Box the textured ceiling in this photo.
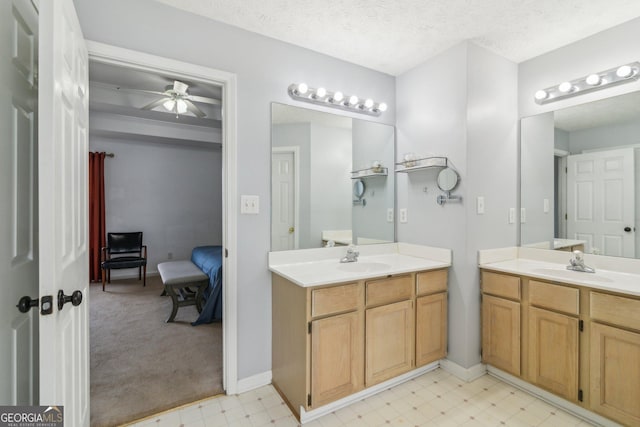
[154,0,640,75]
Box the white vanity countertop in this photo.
[479,247,640,297]
[269,243,451,287]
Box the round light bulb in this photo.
[297,83,308,94]
[585,74,601,86]
[378,102,388,112]
[332,91,344,102]
[176,99,188,114]
[616,65,633,78]
[315,87,326,98]
[364,99,374,109]
[558,82,573,93]
[163,99,176,111]
[534,90,548,101]
[348,95,358,105]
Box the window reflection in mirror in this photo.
[271,103,395,251]
[520,91,640,259]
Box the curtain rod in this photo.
[105,153,115,158]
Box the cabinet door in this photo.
[528,307,578,401]
[366,300,414,386]
[590,322,640,426]
[482,294,521,376]
[311,311,363,408]
[416,292,447,366]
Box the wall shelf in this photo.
[395,156,447,173]
[350,167,388,179]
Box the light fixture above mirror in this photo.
[534,62,640,104]
[288,83,387,116]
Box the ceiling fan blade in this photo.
[141,98,168,111]
[184,99,206,118]
[187,94,222,106]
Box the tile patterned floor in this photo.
[127,369,597,427]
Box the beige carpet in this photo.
[90,275,223,427]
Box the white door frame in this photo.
[85,41,239,393]
[272,146,300,249]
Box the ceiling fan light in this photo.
[176,99,188,114]
[163,99,176,111]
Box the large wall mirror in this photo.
[521,90,640,259]
[271,103,395,251]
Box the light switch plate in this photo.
[543,198,550,213]
[386,208,394,222]
[241,195,259,214]
[509,208,516,224]
[399,208,408,223]
[477,196,485,214]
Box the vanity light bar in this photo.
[534,62,640,105]
[288,83,387,116]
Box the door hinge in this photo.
[578,389,583,402]
[565,213,568,220]
[308,322,312,334]
[225,248,228,258]
[307,394,311,406]
[579,320,584,332]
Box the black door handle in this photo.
[624,226,632,232]
[16,296,38,313]
[57,290,83,311]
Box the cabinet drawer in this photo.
[482,271,521,301]
[416,269,448,295]
[312,283,360,318]
[529,280,579,315]
[366,275,412,307]
[591,292,640,332]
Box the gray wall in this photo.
[568,119,640,153]
[396,42,518,368]
[89,136,222,273]
[74,0,395,380]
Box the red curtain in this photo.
[89,152,106,282]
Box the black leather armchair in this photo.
[101,232,147,291]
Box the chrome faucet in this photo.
[567,250,595,273]
[340,246,359,263]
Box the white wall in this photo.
[396,42,518,368]
[74,0,396,380]
[90,136,222,276]
[568,119,640,153]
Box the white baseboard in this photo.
[236,371,273,394]
[440,359,487,382]
[300,361,439,424]
[487,367,621,427]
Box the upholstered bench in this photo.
[157,261,208,323]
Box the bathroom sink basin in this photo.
[531,268,613,283]
[337,262,391,273]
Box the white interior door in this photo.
[567,148,635,257]
[39,1,90,426]
[0,0,40,406]
[271,149,297,250]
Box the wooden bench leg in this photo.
[164,285,179,323]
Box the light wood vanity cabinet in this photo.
[481,268,640,426]
[272,268,448,418]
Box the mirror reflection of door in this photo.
[272,148,298,251]
[0,0,39,406]
[567,148,635,257]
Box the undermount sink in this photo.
[337,262,391,273]
[531,268,613,283]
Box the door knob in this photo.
[57,290,83,311]
[624,226,632,232]
[16,296,38,313]
[288,226,295,234]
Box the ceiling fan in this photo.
[141,80,220,118]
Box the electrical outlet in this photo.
[241,195,259,214]
[386,208,394,222]
[509,208,516,224]
[477,196,485,214]
[543,198,550,213]
[399,208,408,223]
